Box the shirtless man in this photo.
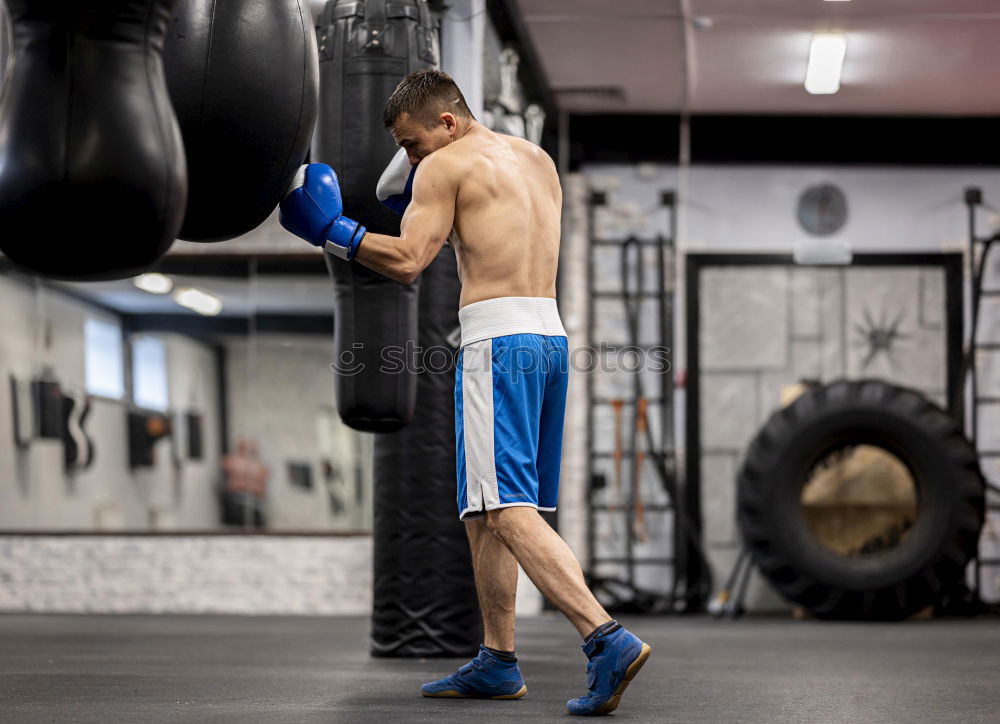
[279,69,650,716]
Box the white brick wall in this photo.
[559,173,591,563]
[0,535,373,615]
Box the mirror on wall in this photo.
[0,254,372,533]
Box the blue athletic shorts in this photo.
[455,332,569,520]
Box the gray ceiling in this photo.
[516,0,1000,115]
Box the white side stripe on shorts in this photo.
[462,339,500,513]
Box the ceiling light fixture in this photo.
[805,32,847,95]
[133,272,173,294]
[173,287,223,316]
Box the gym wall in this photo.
[581,162,1000,611]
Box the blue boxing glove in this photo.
[279,163,367,260]
[376,148,417,216]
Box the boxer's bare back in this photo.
[436,124,561,307]
[355,114,561,307]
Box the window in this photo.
[84,319,124,399]
[131,335,169,412]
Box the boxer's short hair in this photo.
[383,69,473,130]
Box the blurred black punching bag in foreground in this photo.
[313,0,437,433]
[163,0,318,241]
[312,0,480,656]
[0,3,11,88]
[371,246,481,657]
[0,0,187,280]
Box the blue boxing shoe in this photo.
[567,627,651,716]
[421,645,527,699]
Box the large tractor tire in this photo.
[737,379,985,620]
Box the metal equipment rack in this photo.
[584,190,686,613]
[962,187,1000,602]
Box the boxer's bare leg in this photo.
[466,518,518,651]
[485,506,610,638]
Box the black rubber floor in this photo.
[1,613,998,723]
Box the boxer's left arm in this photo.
[353,155,455,284]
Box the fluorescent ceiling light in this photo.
[133,273,173,294]
[173,287,223,316]
[805,33,847,95]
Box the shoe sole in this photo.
[422,684,527,700]
[578,642,652,716]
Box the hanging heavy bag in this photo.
[311,0,437,432]
[0,0,187,280]
[162,0,318,242]
[371,244,481,658]
[310,0,480,657]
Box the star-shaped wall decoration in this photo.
[854,307,908,369]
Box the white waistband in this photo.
[458,297,567,347]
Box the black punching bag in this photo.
[0,0,187,280]
[371,246,481,657]
[0,3,11,88]
[163,0,318,241]
[313,0,436,432]
[314,0,480,656]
